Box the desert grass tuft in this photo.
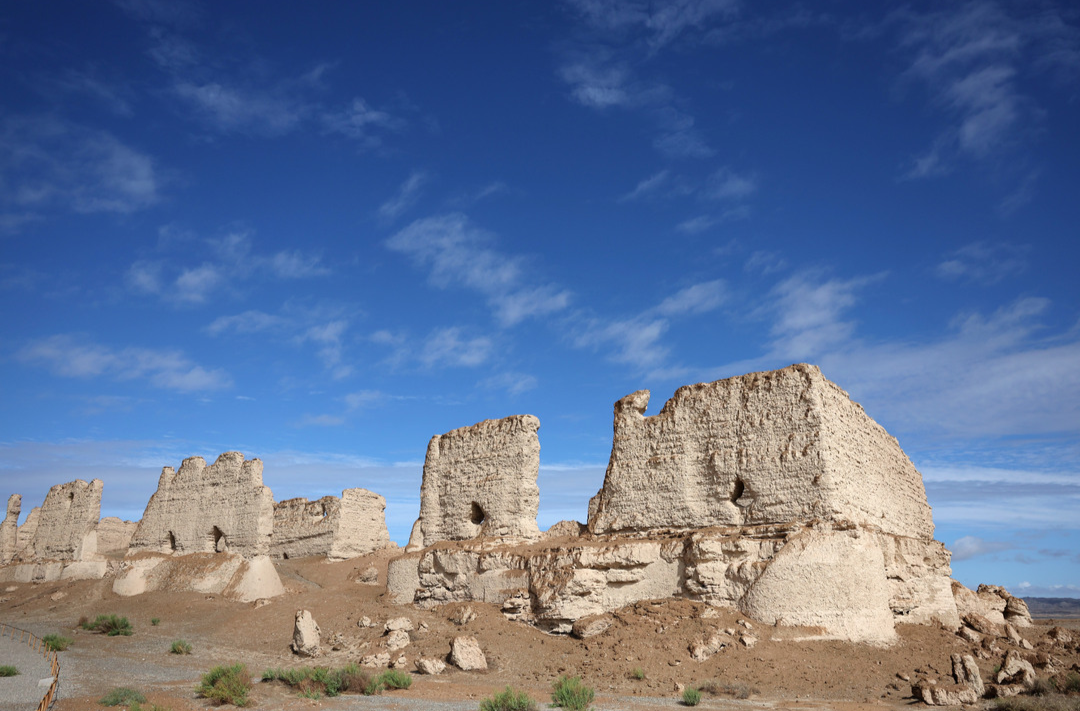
[82,613,133,636]
[551,675,594,711]
[682,687,702,706]
[480,686,539,711]
[43,634,72,651]
[169,639,192,655]
[0,665,18,677]
[698,678,758,699]
[197,663,251,706]
[99,687,147,706]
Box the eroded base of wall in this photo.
[113,552,284,602]
[387,522,960,645]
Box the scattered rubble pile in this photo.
[272,488,394,561]
[389,364,958,644]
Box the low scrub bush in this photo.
[631,667,645,680]
[170,639,192,655]
[129,704,171,711]
[993,696,1080,711]
[197,663,251,707]
[81,614,133,636]
[99,687,147,706]
[551,675,594,711]
[151,617,160,626]
[43,634,72,651]
[262,663,379,698]
[378,669,413,690]
[480,686,539,711]
[698,679,758,699]
[1063,673,1080,693]
[682,687,702,706]
[0,665,18,677]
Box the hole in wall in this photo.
[470,502,486,526]
[212,526,227,553]
[282,552,289,560]
[167,531,177,552]
[731,478,745,504]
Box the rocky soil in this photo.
[2,550,1078,711]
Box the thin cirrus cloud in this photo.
[378,171,428,222]
[126,230,329,305]
[0,116,160,228]
[17,334,231,392]
[935,241,1028,284]
[894,2,1080,180]
[386,213,572,328]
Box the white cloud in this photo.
[298,320,351,379]
[174,81,307,136]
[619,170,671,202]
[378,171,427,222]
[265,250,330,279]
[566,0,740,49]
[951,535,1013,561]
[295,414,346,427]
[18,334,231,392]
[935,241,1027,284]
[205,310,284,335]
[654,280,726,316]
[744,250,787,275]
[420,327,493,368]
[321,97,403,148]
[0,116,160,221]
[480,372,539,395]
[703,166,758,201]
[173,263,225,303]
[387,213,571,327]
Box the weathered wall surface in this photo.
[95,517,138,559]
[271,489,393,560]
[587,364,933,538]
[113,551,284,602]
[15,506,40,557]
[0,494,19,565]
[389,364,958,644]
[23,479,103,562]
[128,452,274,558]
[407,415,541,550]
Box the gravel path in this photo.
[0,624,54,711]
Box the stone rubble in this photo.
[291,609,321,657]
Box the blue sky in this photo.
[1,1,1078,597]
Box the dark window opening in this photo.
[731,478,745,503]
[283,552,289,560]
[167,531,177,552]
[212,526,226,552]
[470,501,486,526]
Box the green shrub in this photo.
[992,697,1080,711]
[43,634,72,651]
[1031,678,1058,697]
[682,687,702,706]
[262,663,374,697]
[631,667,645,680]
[170,639,192,655]
[1063,673,1080,693]
[551,675,594,711]
[698,679,757,699]
[151,617,160,626]
[0,665,18,677]
[129,704,171,711]
[82,614,133,636]
[197,663,251,706]
[99,687,147,706]
[378,669,413,690]
[480,686,539,711]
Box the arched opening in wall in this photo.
[212,526,227,553]
[167,531,177,552]
[731,478,745,504]
[470,502,486,526]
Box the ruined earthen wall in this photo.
[331,488,393,560]
[128,452,273,558]
[0,494,19,565]
[272,496,340,559]
[22,479,103,562]
[15,506,40,556]
[95,517,138,559]
[408,415,541,549]
[587,364,933,539]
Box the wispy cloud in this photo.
[18,334,231,392]
[378,171,428,222]
[386,213,571,327]
[935,241,1028,284]
[126,228,329,305]
[951,535,1013,561]
[419,327,493,368]
[574,280,726,369]
[565,0,740,50]
[0,116,160,224]
[480,371,539,395]
[894,2,1080,180]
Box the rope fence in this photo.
[0,623,60,711]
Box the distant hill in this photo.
[1025,597,1080,619]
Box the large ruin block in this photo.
[271,488,393,561]
[128,452,274,557]
[0,494,19,565]
[406,415,541,550]
[389,365,959,645]
[23,479,104,562]
[587,364,933,538]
